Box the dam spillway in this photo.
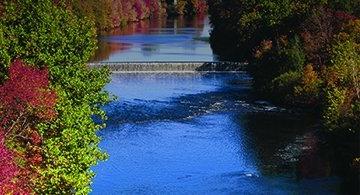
[88,61,247,72]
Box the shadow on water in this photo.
[91,73,351,194]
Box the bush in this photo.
[0,60,57,194]
[250,36,306,96]
[294,64,322,106]
[269,64,322,107]
[322,19,360,132]
[1,0,110,193]
[0,132,30,194]
[270,71,302,105]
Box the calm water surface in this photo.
[91,16,214,62]
[91,73,341,194]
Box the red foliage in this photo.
[335,11,357,22]
[300,7,336,68]
[0,133,31,195]
[0,59,57,130]
[110,0,164,26]
[193,0,208,14]
[0,60,58,194]
[300,8,358,69]
[134,0,146,20]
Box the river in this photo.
[91,16,343,194]
[91,16,214,62]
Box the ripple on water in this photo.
[92,73,341,194]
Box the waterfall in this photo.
[88,62,247,72]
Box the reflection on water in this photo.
[91,73,341,194]
[91,16,215,62]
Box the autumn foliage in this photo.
[0,60,57,194]
[175,0,207,15]
[67,0,166,30]
[0,132,32,195]
[208,0,359,130]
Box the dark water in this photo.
[91,16,214,62]
[91,73,341,194]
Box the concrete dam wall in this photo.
[88,62,247,72]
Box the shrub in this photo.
[294,64,322,106]
[0,60,57,128]
[0,133,31,194]
[250,36,306,96]
[0,60,57,194]
[322,19,360,132]
[270,71,302,105]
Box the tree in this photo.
[1,0,110,193]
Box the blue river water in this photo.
[91,73,341,194]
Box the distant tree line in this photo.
[56,0,207,31]
[54,0,166,30]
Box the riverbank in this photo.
[207,0,359,193]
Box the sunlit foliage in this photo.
[1,0,110,193]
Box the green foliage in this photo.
[208,0,359,134]
[323,87,347,130]
[70,0,113,30]
[293,64,322,105]
[1,0,110,193]
[250,36,306,97]
[328,0,360,16]
[269,64,322,106]
[208,0,312,60]
[0,24,10,82]
[323,20,360,132]
[278,36,306,72]
[270,71,302,104]
[330,22,360,91]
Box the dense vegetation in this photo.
[208,0,359,190]
[208,0,359,131]
[168,0,207,16]
[60,0,207,31]
[0,0,110,194]
[0,0,208,193]
[61,0,166,30]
